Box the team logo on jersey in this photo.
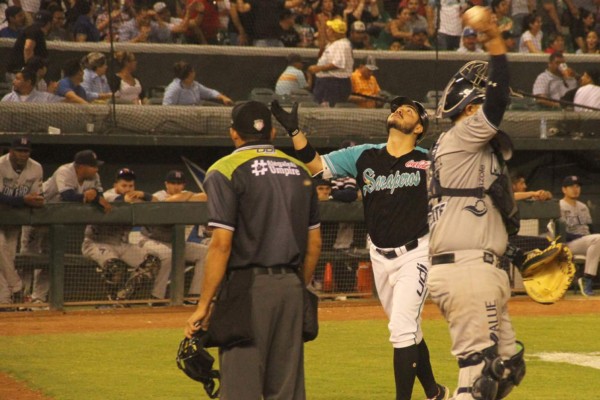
[253,119,264,132]
[405,160,430,170]
[250,159,301,177]
[362,168,420,196]
[463,199,487,217]
[428,202,446,228]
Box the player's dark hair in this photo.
[522,12,541,34]
[549,51,564,63]
[24,56,48,73]
[173,61,194,80]
[62,58,83,78]
[114,51,135,70]
[19,68,38,86]
[491,0,506,13]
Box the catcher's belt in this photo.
[519,241,575,304]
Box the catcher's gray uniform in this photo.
[0,153,43,304]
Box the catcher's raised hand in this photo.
[271,100,300,137]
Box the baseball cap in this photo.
[153,2,167,13]
[4,5,22,21]
[412,27,428,35]
[34,9,52,25]
[463,27,477,37]
[165,170,186,183]
[74,150,104,167]
[326,19,347,34]
[287,52,303,65]
[390,96,429,134]
[231,101,272,137]
[314,178,332,187]
[562,175,582,187]
[351,20,366,32]
[11,137,32,151]
[364,55,378,71]
[116,168,136,180]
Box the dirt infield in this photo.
[0,295,598,399]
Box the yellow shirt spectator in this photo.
[350,55,381,108]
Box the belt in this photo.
[375,239,419,260]
[229,266,298,276]
[431,251,497,266]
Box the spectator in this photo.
[237,0,303,47]
[314,0,341,48]
[1,68,62,103]
[532,51,578,108]
[0,6,27,39]
[6,10,52,76]
[0,138,44,309]
[275,53,310,96]
[348,20,372,48]
[574,69,600,111]
[349,55,381,108]
[426,0,465,50]
[308,18,353,107]
[403,26,432,50]
[153,1,190,43]
[559,175,600,297]
[577,30,600,53]
[544,31,567,53]
[279,8,301,47]
[406,0,428,32]
[572,9,596,52]
[389,39,403,50]
[457,27,484,52]
[389,6,412,45]
[56,58,89,104]
[537,0,566,36]
[511,0,535,36]
[138,170,209,303]
[110,51,145,104]
[21,150,111,305]
[492,0,513,32]
[518,13,543,53]
[72,0,100,42]
[24,56,55,93]
[81,168,158,303]
[185,0,220,44]
[162,61,233,106]
[502,30,519,51]
[342,0,379,33]
[81,52,112,102]
[227,0,252,45]
[46,4,71,41]
[118,4,171,43]
[95,0,131,41]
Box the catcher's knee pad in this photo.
[497,341,526,399]
[459,345,505,400]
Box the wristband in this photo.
[296,142,317,164]
[289,128,300,137]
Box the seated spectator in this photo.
[518,13,543,53]
[389,40,403,50]
[405,0,427,32]
[47,4,71,41]
[153,2,190,43]
[81,52,113,102]
[56,58,89,104]
[457,27,484,53]
[118,4,171,43]
[348,20,372,49]
[1,68,63,103]
[389,6,412,45]
[81,168,158,302]
[559,175,600,297]
[6,10,53,76]
[572,9,595,52]
[95,0,131,41]
[0,6,26,38]
[532,52,578,108]
[502,30,519,51]
[544,32,567,53]
[72,0,100,42]
[576,30,599,54]
[110,51,146,104]
[309,18,353,107]
[574,69,600,111]
[492,0,513,33]
[24,56,56,93]
[162,61,233,106]
[342,0,379,34]
[403,27,431,50]
[275,53,310,96]
[279,9,300,47]
[349,55,381,108]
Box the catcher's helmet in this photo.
[176,330,220,399]
[390,96,429,134]
[437,60,488,119]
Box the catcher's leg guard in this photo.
[97,258,126,285]
[139,254,161,279]
[458,345,505,400]
[496,341,525,399]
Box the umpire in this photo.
[185,101,322,399]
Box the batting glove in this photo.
[271,100,300,137]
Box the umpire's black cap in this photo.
[74,150,103,167]
[166,170,186,184]
[231,101,272,138]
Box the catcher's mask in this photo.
[390,96,429,136]
[176,330,220,398]
[437,60,488,119]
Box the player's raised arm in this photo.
[271,101,324,175]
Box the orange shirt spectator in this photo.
[350,55,381,108]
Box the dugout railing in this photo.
[0,200,564,311]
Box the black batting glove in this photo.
[271,100,300,137]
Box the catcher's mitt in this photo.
[519,242,575,304]
[176,329,220,398]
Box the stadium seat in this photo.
[334,102,359,108]
[249,87,278,104]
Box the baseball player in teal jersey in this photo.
[0,138,44,309]
[427,7,525,400]
[271,97,448,400]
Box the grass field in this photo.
[1,312,599,399]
